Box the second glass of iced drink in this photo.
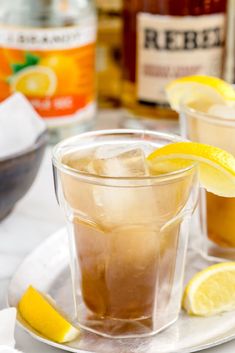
[181,101,235,260]
[53,130,198,338]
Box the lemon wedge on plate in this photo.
[147,141,235,197]
[182,262,235,316]
[166,75,235,112]
[18,286,79,343]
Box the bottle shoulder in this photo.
[0,0,96,28]
[123,0,226,16]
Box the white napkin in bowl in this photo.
[0,308,22,353]
[0,93,46,159]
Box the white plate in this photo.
[7,228,235,353]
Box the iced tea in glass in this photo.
[181,101,235,259]
[53,130,198,338]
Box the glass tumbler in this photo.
[180,104,235,260]
[52,129,198,338]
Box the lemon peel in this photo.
[147,142,235,197]
[182,262,235,316]
[18,286,79,343]
[166,75,235,112]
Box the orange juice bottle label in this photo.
[0,25,96,121]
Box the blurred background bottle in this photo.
[224,0,235,83]
[122,0,227,129]
[0,0,96,143]
[96,0,122,108]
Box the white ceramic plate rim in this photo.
[6,228,235,353]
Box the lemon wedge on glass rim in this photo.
[18,286,79,343]
[147,141,235,197]
[182,262,235,316]
[165,75,235,112]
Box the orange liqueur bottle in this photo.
[122,0,227,124]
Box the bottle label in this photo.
[0,25,96,121]
[137,13,225,105]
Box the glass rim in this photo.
[52,129,197,185]
[180,101,235,126]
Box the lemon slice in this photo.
[166,75,235,112]
[11,65,57,97]
[18,286,79,343]
[183,262,235,316]
[147,142,235,197]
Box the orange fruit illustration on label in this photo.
[11,65,57,97]
[40,55,79,94]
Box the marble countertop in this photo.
[0,111,235,353]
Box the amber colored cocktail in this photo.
[181,101,235,259]
[53,130,198,337]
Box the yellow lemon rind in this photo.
[182,262,235,316]
[147,142,235,197]
[18,286,79,343]
[166,75,235,111]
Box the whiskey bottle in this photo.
[224,0,235,83]
[122,0,227,126]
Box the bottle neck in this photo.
[9,0,58,14]
[31,0,58,12]
[2,0,94,27]
[22,0,67,27]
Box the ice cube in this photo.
[90,148,158,227]
[95,142,154,159]
[61,148,154,227]
[95,144,133,159]
[92,148,149,177]
[62,149,94,173]
[61,149,97,222]
[0,93,46,159]
[208,104,235,119]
